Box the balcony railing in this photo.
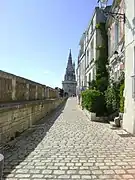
[132,75,135,99]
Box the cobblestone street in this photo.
[2,98,135,180]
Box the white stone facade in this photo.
[123,0,135,134]
[106,0,125,82]
[76,32,86,93]
[76,7,108,102]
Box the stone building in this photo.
[62,50,77,97]
[76,6,110,104]
[123,0,135,134]
[106,0,125,82]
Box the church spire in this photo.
[62,49,77,96]
[64,49,76,82]
[68,49,72,65]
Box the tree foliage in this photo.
[120,83,125,113]
[95,23,109,94]
[105,73,125,115]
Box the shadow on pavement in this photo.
[3,100,67,179]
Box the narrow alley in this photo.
[3,98,135,180]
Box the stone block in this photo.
[83,109,108,122]
[84,109,96,121]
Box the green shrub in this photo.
[88,80,96,90]
[120,83,125,113]
[105,86,117,115]
[81,89,105,116]
[105,82,121,115]
[96,76,108,93]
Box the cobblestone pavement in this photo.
[2,98,135,180]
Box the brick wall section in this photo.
[0,98,64,144]
[0,70,58,102]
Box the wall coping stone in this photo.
[0,98,61,113]
[0,70,45,87]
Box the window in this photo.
[88,27,91,40]
[79,76,81,86]
[82,81,84,87]
[91,20,93,33]
[108,31,111,56]
[115,23,119,49]
[85,56,87,69]
[90,39,94,61]
[87,31,89,43]
[89,73,91,82]
[93,68,95,80]
[85,76,87,87]
[87,49,89,65]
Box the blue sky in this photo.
[0,0,112,88]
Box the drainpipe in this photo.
[0,154,4,180]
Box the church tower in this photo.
[62,49,77,97]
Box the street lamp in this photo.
[97,0,126,23]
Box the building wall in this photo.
[0,71,58,103]
[85,8,106,85]
[107,0,125,81]
[79,56,86,87]
[76,32,86,95]
[76,7,108,97]
[123,0,135,134]
[0,98,65,144]
[107,0,125,55]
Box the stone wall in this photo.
[0,70,58,103]
[0,70,64,145]
[0,98,64,144]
